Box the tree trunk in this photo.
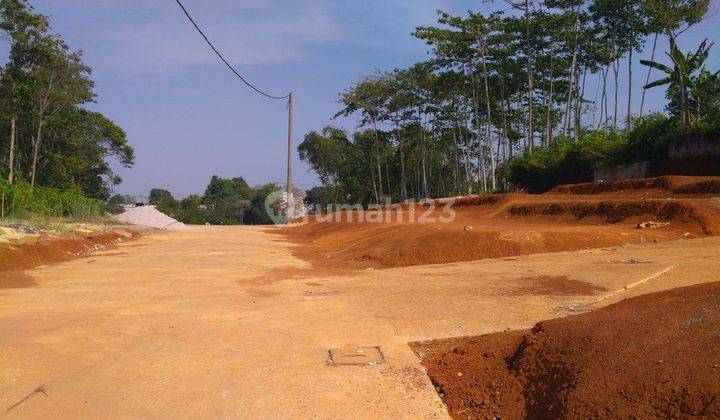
[627,35,634,127]
[371,116,383,199]
[500,83,512,162]
[461,115,473,195]
[546,51,555,146]
[421,146,428,199]
[524,0,534,151]
[30,122,44,188]
[395,123,408,202]
[563,5,580,137]
[7,115,16,184]
[451,126,460,195]
[639,33,658,118]
[667,32,692,126]
[480,47,496,190]
[469,67,487,191]
[501,84,511,162]
[597,64,610,131]
[369,153,378,204]
[612,58,619,128]
[574,67,584,141]
[385,160,391,201]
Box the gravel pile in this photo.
[112,205,188,230]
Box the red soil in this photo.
[0,230,140,289]
[507,275,608,296]
[415,281,720,419]
[286,177,720,269]
[548,175,720,197]
[506,199,720,234]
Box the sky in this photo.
[20,1,720,198]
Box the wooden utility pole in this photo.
[286,92,294,219]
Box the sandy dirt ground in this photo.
[2,226,720,418]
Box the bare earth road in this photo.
[2,226,719,418]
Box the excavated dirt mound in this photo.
[438,194,520,207]
[0,231,140,289]
[677,179,720,195]
[287,180,720,269]
[415,281,720,419]
[548,175,720,197]
[506,199,720,234]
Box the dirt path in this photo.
[2,226,719,418]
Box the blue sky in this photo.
[23,1,720,198]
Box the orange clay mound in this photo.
[286,178,720,269]
[548,175,720,197]
[0,230,141,289]
[415,281,720,419]
[506,199,720,234]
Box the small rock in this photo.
[457,372,463,377]
[464,225,473,231]
[636,221,669,229]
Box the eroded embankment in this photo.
[0,228,142,289]
[506,199,720,234]
[548,175,720,197]
[287,188,720,269]
[414,281,720,419]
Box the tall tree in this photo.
[0,0,48,184]
[641,0,709,126]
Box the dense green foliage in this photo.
[0,0,134,201]
[506,113,720,191]
[105,193,134,214]
[151,176,282,225]
[0,179,102,219]
[300,0,716,204]
[203,176,254,204]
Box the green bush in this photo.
[0,180,102,219]
[507,132,625,192]
[506,114,720,192]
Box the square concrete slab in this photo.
[328,346,385,366]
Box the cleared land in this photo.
[1,176,719,418]
[288,176,720,269]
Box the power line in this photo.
[173,0,290,100]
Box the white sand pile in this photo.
[112,205,189,230]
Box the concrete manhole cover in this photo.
[328,346,385,366]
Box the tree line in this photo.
[0,0,134,200]
[124,176,283,225]
[300,0,718,205]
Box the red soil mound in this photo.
[416,281,720,419]
[0,230,138,289]
[549,175,720,196]
[438,194,520,207]
[287,193,720,269]
[506,199,720,234]
[677,179,720,195]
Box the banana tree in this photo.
[640,38,713,126]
